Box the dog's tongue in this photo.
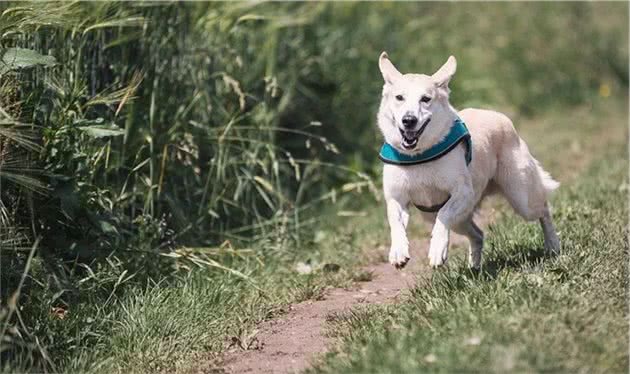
[402,137,418,149]
[402,130,419,141]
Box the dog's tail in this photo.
[535,159,560,196]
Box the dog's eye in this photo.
[420,96,432,103]
[395,95,404,101]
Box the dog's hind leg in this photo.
[495,137,561,254]
[452,217,484,269]
[539,202,560,255]
[494,132,559,218]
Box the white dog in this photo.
[377,52,560,269]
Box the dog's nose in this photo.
[402,114,418,128]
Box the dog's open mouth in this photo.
[399,118,431,150]
[400,129,419,149]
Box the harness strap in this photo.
[379,118,472,166]
[415,198,449,213]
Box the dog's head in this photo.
[377,52,457,153]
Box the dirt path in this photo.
[219,207,495,374]
[220,240,430,374]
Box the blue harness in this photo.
[379,118,472,212]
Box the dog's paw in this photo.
[389,243,410,269]
[468,244,482,270]
[428,225,449,267]
[428,243,448,267]
[544,236,561,256]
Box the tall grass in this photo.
[0,1,626,372]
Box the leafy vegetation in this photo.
[0,1,626,373]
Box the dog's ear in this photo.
[432,56,457,88]
[379,52,402,85]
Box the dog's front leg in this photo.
[428,177,475,267]
[386,198,411,269]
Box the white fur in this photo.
[377,52,561,269]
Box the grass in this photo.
[309,97,628,373]
[2,190,388,374]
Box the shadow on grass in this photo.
[409,242,563,305]
[479,244,551,281]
